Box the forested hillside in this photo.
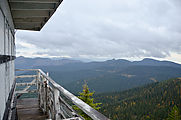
[16,57,181,93]
[66,65,181,93]
[95,78,181,120]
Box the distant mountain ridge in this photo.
[15,56,82,69]
[15,56,181,93]
[16,56,181,69]
[132,58,181,67]
[105,58,181,67]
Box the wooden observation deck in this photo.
[12,69,109,120]
[16,98,47,120]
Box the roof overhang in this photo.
[8,0,63,31]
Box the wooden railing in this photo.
[15,69,109,120]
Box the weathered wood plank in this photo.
[10,2,55,10]
[63,117,82,120]
[16,82,36,86]
[16,98,48,120]
[16,89,37,94]
[15,69,39,71]
[9,0,60,3]
[16,75,37,78]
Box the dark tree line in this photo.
[95,78,181,120]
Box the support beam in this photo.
[12,10,50,18]
[16,82,36,86]
[10,2,56,10]
[14,22,42,31]
[16,90,37,94]
[9,0,61,3]
[15,75,37,78]
[13,18,45,23]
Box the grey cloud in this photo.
[16,0,181,60]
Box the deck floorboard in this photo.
[16,98,48,120]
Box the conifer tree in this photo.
[73,81,101,120]
[167,105,181,120]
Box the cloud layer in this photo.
[16,0,181,61]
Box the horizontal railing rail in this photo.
[15,69,109,120]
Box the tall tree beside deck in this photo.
[167,105,181,120]
[73,82,101,120]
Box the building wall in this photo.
[0,0,15,119]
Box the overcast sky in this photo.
[16,0,181,63]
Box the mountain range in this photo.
[15,56,81,69]
[15,56,181,93]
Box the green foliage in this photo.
[167,105,181,120]
[66,66,181,93]
[95,78,181,120]
[73,82,101,120]
[27,59,181,94]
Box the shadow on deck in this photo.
[16,98,47,120]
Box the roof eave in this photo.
[9,0,63,31]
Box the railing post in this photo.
[37,71,40,92]
[42,76,48,114]
[43,76,49,114]
[53,87,61,120]
[47,85,52,119]
[39,73,45,113]
[37,71,42,107]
